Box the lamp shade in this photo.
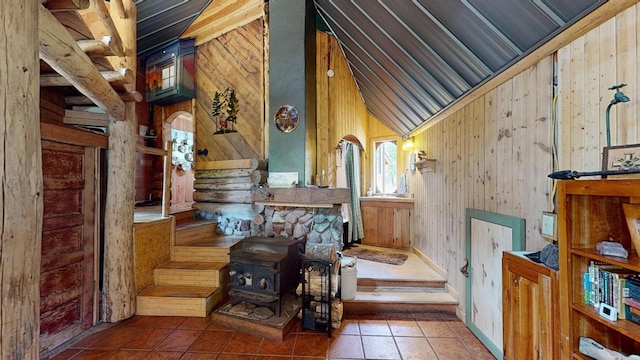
[402,137,414,151]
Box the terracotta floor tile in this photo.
[417,320,456,337]
[89,326,143,349]
[292,333,329,357]
[258,333,295,356]
[65,349,116,360]
[141,350,183,359]
[328,334,364,359]
[429,337,474,360]
[361,336,400,360]
[178,317,212,330]
[120,316,185,329]
[179,353,217,360]
[49,348,82,360]
[358,319,391,336]
[460,336,497,359]
[332,319,360,335]
[121,328,172,350]
[447,321,475,336]
[387,320,424,337]
[412,312,445,321]
[255,356,293,360]
[384,312,415,320]
[187,329,233,353]
[217,354,254,360]
[107,350,150,359]
[395,337,438,360]
[155,329,202,352]
[221,332,263,354]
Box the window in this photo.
[160,62,176,90]
[373,139,397,194]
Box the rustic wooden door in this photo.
[39,140,97,353]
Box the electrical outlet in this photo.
[541,211,557,241]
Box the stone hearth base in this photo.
[211,294,301,341]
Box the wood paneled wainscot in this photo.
[502,251,559,360]
[360,197,413,250]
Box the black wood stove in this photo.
[228,237,299,316]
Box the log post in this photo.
[103,103,137,322]
[102,0,137,323]
[1,0,43,358]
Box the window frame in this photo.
[370,135,402,195]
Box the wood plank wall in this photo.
[193,19,266,162]
[406,56,554,316]
[558,5,640,171]
[316,31,368,187]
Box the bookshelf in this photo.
[558,179,640,359]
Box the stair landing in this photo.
[341,245,458,315]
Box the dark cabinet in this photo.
[145,38,195,105]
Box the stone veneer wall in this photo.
[195,204,344,251]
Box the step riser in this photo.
[175,223,217,245]
[357,279,446,288]
[343,302,457,315]
[154,269,224,287]
[136,296,213,317]
[171,247,230,262]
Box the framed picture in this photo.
[602,144,640,179]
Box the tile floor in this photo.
[50,312,496,360]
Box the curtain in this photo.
[345,142,364,246]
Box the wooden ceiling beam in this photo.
[110,0,126,19]
[39,4,125,120]
[65,91,142,106]
[42,0,89,11]
[77,36,116,56]
[41,68,134,87]
[78,0,124,56]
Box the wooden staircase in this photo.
[136,210,243,317]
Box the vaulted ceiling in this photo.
[136,0,608,136]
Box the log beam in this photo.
[39,4,125,120]
[65,90,142,105]
[78,36,116,57]
[41,68,134,87]
[78,0,124,56]
[1,0,42,358]
[43,0,89,11]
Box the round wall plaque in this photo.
[274,105,299,133]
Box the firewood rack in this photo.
[301,259,332,338]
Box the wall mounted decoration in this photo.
[601,143,640,179]
[274,105,299,133]
[145,38,196,105]
[212,87,239,134]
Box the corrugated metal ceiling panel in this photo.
[315,0,605,136]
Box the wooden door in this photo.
[39,140,97,353]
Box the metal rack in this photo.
[300,259,332,337]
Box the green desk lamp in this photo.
[605,84,630,147]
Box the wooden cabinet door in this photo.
[502,253,557,360]
[393,208,411,249]
[39,140,97,354]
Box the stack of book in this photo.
[583,261,636,320]
[624,277,640,324]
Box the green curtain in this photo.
[345,142,364,245]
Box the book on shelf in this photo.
[584,262,636,320]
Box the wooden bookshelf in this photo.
[558,179,640,359]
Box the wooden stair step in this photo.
[357,277,446,288]
[172,209,197,225]
[175,219,218,245]
[154,261,229,287]
[342,288,458,315]
[136,285,224,317]
[171,236,243,262]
